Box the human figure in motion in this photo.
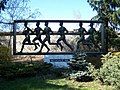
[39,21,53,52]
[20,21,34,52]
[32,21,43,50]
[87,23,101,51]
[57,22,73,51]
[76,22,87,50]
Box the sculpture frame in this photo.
[13,20,107,55]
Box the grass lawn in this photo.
[0,76,114,90]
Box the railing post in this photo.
[13,22,16,55]
[100,23,105,53]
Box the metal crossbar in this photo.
[14,20,103,23]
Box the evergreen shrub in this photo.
[98,52,120,89]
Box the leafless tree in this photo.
[0,0,41,47]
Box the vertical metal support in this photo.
[101,23,107,53]
[13,22,16,55]
[104,21,108,53]
[101,22,108,53]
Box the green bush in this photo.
[98,52,120,89]
[110,37,120,51]
[0,61,53,80]
[0,45,12,61]
[0,45,13,79]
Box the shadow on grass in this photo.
[0,76,86,90]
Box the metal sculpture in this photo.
[13,20,107,55]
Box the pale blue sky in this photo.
[30,0,97,20]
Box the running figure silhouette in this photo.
[87,23,101,51]
[32,21,43,50]
[20,22,34,52]
[76,22,87,50]
[57,22,73,51]
[39,21,53,52]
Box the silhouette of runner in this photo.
[20,22,34,52]
[77,22,87,49]
[57,22,73,51]
[32,22,43,50]
[87,23,100,50]
[39,21,53,52]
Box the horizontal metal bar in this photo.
[14,52,104,55]
[16,33,88,35]
[14,20,103,23]
[14,52,73,55]
[0,31,93,36]
[0,32,13,36]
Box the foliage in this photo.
[68,52,94,82]
[0,0,41,31]
[97,52,120,89]
[87,0,120,30]
[0,45,11,61]
[0,61,53,79]
[0,0,9,12]
[0,56,114,90]
[110,37,120,51]
[0,0,41,50]
[106,27,120,50]
[87,0,120,50]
